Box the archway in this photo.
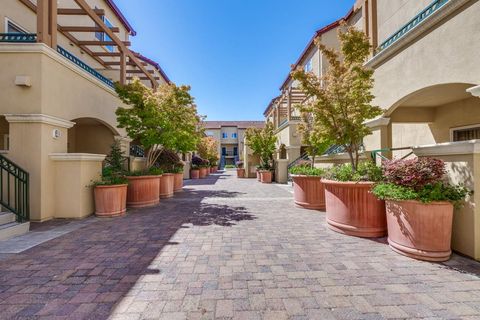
[382,83,480,158]
[68,118,119,155]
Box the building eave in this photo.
[104,0,137,36]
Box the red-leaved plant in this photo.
[383,158,446,190]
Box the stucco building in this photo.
[0,0,170,238]
[203,121,264,169]
[266,0,480,260]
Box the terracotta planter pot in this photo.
[260,170,272,183]
[386,200,453,262]
[174,173,184,192]
[237,168,245,178]
[191,169,200,179]
[323,180,387,238]
[159,173,175,198]
[206,167,210,176]
[94,184,127,217]
[126,175,160,208]
[199,167,208,178]
[291,175,325,210]
[210,167,215,174]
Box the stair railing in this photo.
[0,154,29,222]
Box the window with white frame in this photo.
[222,132,228,139]
[5,18,27,34]
[304,57,313,72]
[451,125,480,142]
[94,14,115,52]
[232,133,237,138]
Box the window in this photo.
[94,13,114,52]
[304,58,313,72]
[5,18,27,34]
[451,125,480,142]
[232,133,237,138]
[222,132,228,139]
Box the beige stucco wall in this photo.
[376,0,433,44]
[50,155,103,219]
[369,1,480,113]
[68,122,115,154]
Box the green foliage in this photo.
[155,149,183,173]
[289,164,325,177]
[92,141,128,186]
[326,161,383,182]
[197,137,219,165]
[115,79,202,169]
[291,25,382,171]
[224,164,235,168]
[245,122,277,170]
[126,167,164,176]
[372,182,470,207]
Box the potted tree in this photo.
[372,158,469,261]
[236,161,245,178]
[116,79,199,207]
[191,155,202,179]
[289,110,331,210]
[292,25,384,237]
[93,140,128,217]
[245,122,277,184]
[156,149,185,197]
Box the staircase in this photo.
[0,154,30,241]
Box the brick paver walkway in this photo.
[1,170,480,319]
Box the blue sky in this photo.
[115,0,354,121]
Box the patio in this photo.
[1,170,480,319]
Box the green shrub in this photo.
[127,167,163,176]
[325,161,382,182]
[372,182,470,207]
[289,165,325,177]
[224,164,235,168]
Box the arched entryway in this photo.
[382,83,480,158]
[68,117,119,155]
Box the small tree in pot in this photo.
[236,161,245,178]
[292,25,384,237]
[156,149,184,196]
[93,140,129,217]
[288,110,332,210]
[190,155,203,179]
[245,122,277,183]
[116,79,199,207]
[372,157,469,261]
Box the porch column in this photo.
[287,89,292,121]
[37,0,57,48]
[119,50,127,85]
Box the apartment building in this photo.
[0,0,170,237]
[267,0,480,259]
[203,121,264,168]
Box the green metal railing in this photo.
[0,33,37,43]
[57,46,115,88]
[371,147,414,163]
[377,0,450,52]
[0,154,29,223]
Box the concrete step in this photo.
[0,221,30,241]
[0,212,16,225]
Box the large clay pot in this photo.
[323,180,386,238]
[199,167,208,178]
[159,173,175,198]
[291,175,325,210]
[386,200,453,262]
[174,173,184,192]
[210,167,216,174]
[260,170,272,183]
[126,175,160,208]
[191,169,200,179]
[237,168,246,178]
[94,184,127,217]
[205,167,210,176]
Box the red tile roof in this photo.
[203,121,265,129]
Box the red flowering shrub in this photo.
[383,157,445,190]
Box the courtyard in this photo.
[0,170,479,319]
